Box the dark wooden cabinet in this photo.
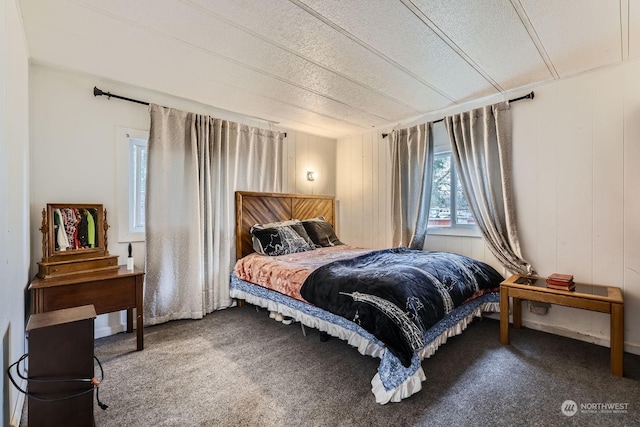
[26,305,96,427]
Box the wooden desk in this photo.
[29,266,145,350]
[500,274,624,376]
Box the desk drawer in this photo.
[39,277,136,315]
[38,256,119,279]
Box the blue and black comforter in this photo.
[300,248,503,367]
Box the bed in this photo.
[230,191,502,404]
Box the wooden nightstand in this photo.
[499,274,624,376]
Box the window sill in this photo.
[427,226,481,238]
[117,231,145,243]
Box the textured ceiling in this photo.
[18,0,636,138]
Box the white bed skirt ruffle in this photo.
[230,276,500,404]
[370,301,500,404]
[231,286,385,359]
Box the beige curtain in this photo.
[145,105,282,325]
[445,102,534,275]
[390,123,434,249]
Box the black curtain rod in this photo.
[93,86,287,137]
[94,86,149,105]
[381,91,534,139]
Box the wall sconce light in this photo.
[307,171,317,182]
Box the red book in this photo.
[548,273,573,282]
[547,282,575,291]
[546,278,575,286]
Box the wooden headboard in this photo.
[235,191,336,259]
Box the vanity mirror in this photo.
[37,203,118,279]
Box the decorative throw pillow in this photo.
[252,219,299,229]
[289,223,317,248]
[301,216,343,247]
[251,220,316,249]
[251,223,314,256]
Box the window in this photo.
[428,152,477,234]
[116,127,149,242]
[129,137,147,233]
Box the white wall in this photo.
[283,130,336,197]
[29,65,337,338]
[336,131,393,249]
[336,60,640,355]
[0,0,30,425]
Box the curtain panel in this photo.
[390,123,434,249]
[145,105,283,325]
[445,102,534,275]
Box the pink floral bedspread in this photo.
[234,246,373,302]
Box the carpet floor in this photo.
[20,306,640,426]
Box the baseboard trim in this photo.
[95,324,127,339]
[484,312,640,356]
[520,320,640,356]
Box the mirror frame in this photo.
[41,203,109,262]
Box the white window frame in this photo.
[428,141,480,238]
[116,126,148,242]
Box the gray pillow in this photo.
[301,217,343,247]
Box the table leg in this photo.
[126,308,133,333]
[513,297,522,329]
[500,286,509,344]
[610,303,624,376]
[135,274,144,351]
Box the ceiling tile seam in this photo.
[197,73,377,131]
[288,0,458,103]
[203,74,378,131]
[510,0,559,79]
[56,9,370,133]
[72,1,392,126]
[31,57,344,134]
[40,58,342,133]
[399,0,504,93]
[620,0,629,61]
[215,57,396,124]
[181,0,424,116]
[209,88,369,135]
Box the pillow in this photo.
[251,219,316,249]
[251,223,314,256]
[251,219,299,229]
[301,216,343,247]
[288,222,317,248]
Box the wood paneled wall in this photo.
[336,132,392,250]
[336,60,640,354]
[282,131,336,197]
[335,125,502,271]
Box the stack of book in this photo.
[546,273,575,291]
